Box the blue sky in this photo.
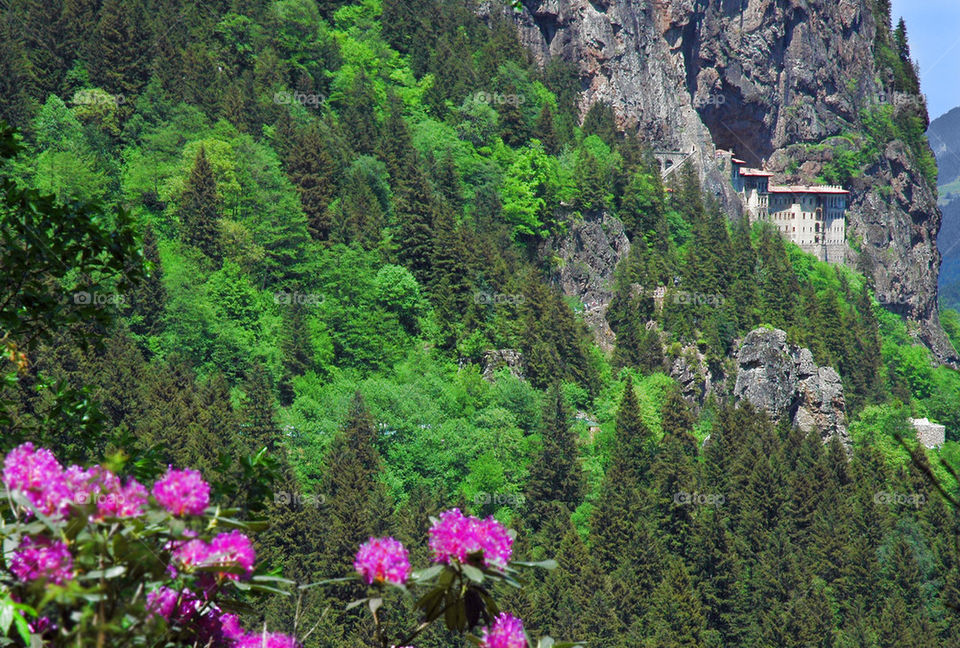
[891,0,960,120]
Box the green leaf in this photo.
[412,564,444,582]
[462,564,485,584]
[511,559,558,570]
[368,597,382,615]
[346,598,369,611]
[251,575,297,585]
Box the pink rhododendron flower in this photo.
[2,443,70,516]
[169,538,211,576]
[235,631,300,648]
[147,586,231,645]
[152,467,210,516]
[209,530,256,579]
[65,465,147,520]
[146,586,184,621]
[354,536,410,585]
[220,613,245,641]
[10,536,73,584]
[480,613,528,648]
[428,509,513,570]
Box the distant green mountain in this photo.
[930,106,960,190]
[931,108,960,309]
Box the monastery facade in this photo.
[719,151,849,264]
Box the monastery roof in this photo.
[731,158,747,165]
[769,185,850,195]
[739,168,774,177]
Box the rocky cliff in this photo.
[734,328,849,447]
[511,0,957,365]
[539,210,630,351]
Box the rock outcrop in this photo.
[509,0,956,365]
[539,210,630,350]
[734,328,849,446]
[482,349,524,381]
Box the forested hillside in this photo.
[3,0,960,646]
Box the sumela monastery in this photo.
[720,149,849,264]
[654,149,850,265]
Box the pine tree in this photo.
[279,304,315,405]
[642,557,708,648]
[126,225,167,339]
[90,0,149,98]
[525,384,584,530]
[240,363,281,455]
[581,101,618,146]
[498,95,530,147]
[728,217,760,331]
[286,124,338,241]
[0,13,36,128]
[534,104,560,156]
[615,376,653,481]
[60,0,100,73]
[590,377,652,570]
[17,0,66,98]
[178,147,223,262]
[317,392,391,574]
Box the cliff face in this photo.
[512,0,957,364]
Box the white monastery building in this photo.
[718,150,849,264]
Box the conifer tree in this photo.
[317,392,391,575]
[590,377,652,570]
[525,384,584,529]
[126,224,167,339]
[178,147,223,262]
[534,104,560,156]
[642,557,708,648]
[91,0,149,98]
[581,101,618,146]
[240,363,281,455]
[286,124,338,241]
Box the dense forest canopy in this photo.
[2,0,960,646]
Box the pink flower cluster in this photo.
[66,465,148,520]
[235,632,301,648]
[10,536,73,584]
[169,530,256,579]
[480,613,528,648]
[428,509,514,570]
[2,443,150,521]
[152,467,210,516]
[354,537,410,585]
[3,443,71,516]
[148,586,299,648]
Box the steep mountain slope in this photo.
[513,0,956,364]
[929,107,960,309]
[929,106,960,188]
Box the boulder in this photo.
[734,328,849,447]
